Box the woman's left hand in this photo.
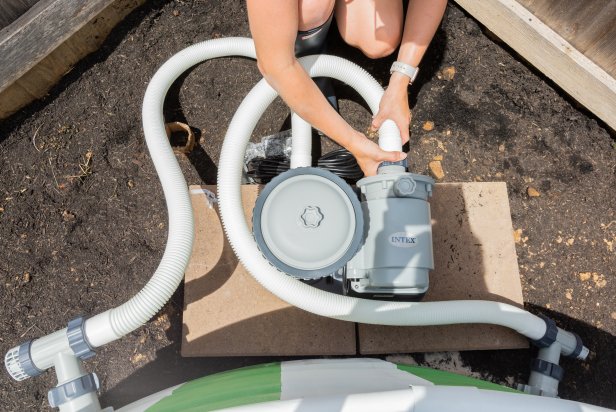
[370,74,412,145]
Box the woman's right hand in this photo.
[347,131,407,177]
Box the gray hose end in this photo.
[577,346,590,361]
[48,372,100,408]
[67,316,96,360]
[378,159,407,174]
[567,332,589,360]
[4,340,43,381]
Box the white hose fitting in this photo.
[290,113,312,168]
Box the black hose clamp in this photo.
[530,358,565,382]
[67,316,95,360]
[531,315,558,348]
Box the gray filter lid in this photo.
[253,167,364,279]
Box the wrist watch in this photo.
[390,61,419,84]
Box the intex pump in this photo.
[253,160,435,300]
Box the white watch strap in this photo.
[390,61,419,84]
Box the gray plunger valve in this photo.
[252,165,434,300]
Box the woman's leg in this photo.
[335,0,404,58]
[296,0,338,110]
[298,0,335,31]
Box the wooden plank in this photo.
[516,0,616,77]
[0,0,144,119]
[0,0,39,30]
[0,0,115,93]
[453,0,616,132]
[182,185,357,357]
[183,183,527,357]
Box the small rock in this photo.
[432,155,443,161]
[592,273,607,288]
[611,312,616,320]
[172,9,180,16]
[556,236,563,244]
[513,229,523,244]
[127,180,135,188]
[604,238,613,252]
[566,238,575,246]
[422,121,435,131]
[154,313,171,331]
[539,262,545,268]
[545,303,551,309]
[527,187,540,197]
[436,139,447,152]
[495,172,503,178]
[22,273,31,283]
[498,144,505,153]
[428,160,445,180]
[523,176,534,183]
[445,130,452,136]
[131,353,146,364]
[579,272,591,282]
[565,290,573,300]
[439,66,456,81]
[62,210,75,221]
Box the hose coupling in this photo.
[48,372,100,408]
[67,316,96,360]
[530,315,558,348]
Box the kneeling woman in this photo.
[246,0,447,176]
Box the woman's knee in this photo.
[357,35,400,59]
[298,0,335,31]
[347,27,402,59]
[335,0,403,59]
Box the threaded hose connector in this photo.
[4,340,42,381]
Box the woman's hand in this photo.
[370,73,412,145]
[347,131,407,177]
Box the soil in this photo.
[1,1,614,410]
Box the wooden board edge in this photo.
[0,0,116,90]
[0,0,144,120]
[453,0,616,132]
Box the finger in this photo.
[380,150,407,163]
[397,120,410,145]
[371,112,386,130]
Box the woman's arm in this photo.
[371,0,448,142]
[247,0,405,176]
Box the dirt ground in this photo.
[0,1,614,410]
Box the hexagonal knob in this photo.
[300,206,324,228]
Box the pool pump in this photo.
[253,161,435,300]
